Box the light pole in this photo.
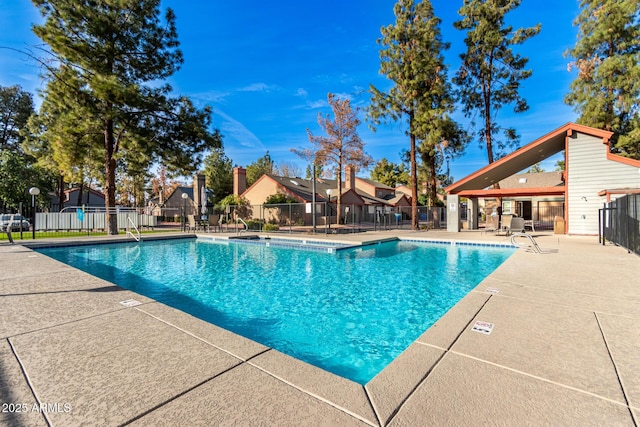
[28,187,40,240]
[326,189,332,234]
[311,164,316,234]
[181,192,189,232]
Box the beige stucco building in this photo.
[234,165,411,224]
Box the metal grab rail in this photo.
[236,218,248,234]
[510,232,542,253]
[126,217,141,242]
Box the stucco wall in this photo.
[242,177,282,206]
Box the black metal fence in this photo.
[600,194,640,255]
[529,206,565,231]
[478,205,564,231]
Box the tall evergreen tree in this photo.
[293,93,372,224]
[454,0,541,165]
[369,0,461,230]
[565,0,640,159]
[370,158,410,187]
[246,151,276,187]
[420,122,467,208]
[32,0,220,234]
[304,163,324,179]
[22,71,105,205]
[203,145,233,204]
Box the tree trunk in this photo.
[104,117,118,235]
[336,157,342,226]
[483,67,500,190]
[409,113,418,231]
[428,154,437,207]
[76,182,84,207]
[58,174,65,212]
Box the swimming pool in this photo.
[37,238,514,384]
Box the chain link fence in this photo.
[2,202,453,240]
[195,203,449,234]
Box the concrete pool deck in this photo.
[0,230,638,426]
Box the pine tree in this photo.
[293,93,372,224]
[32,0,220,234]
[203,146,233,204]
[369,0,462,230]
[22,72,104,203]
[304,163,324,179]
[246,151,276,187]
[370,158,410,187]
[454,0,541,165]
[565,0,640,159]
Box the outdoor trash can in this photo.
[554,216,565,234]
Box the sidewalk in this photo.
[0,231,638,426]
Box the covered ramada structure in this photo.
[445,123,640,235]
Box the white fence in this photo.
[35,212,157,231]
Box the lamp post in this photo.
[181,192,189,232]
[326,189,332,234]
[311,164,316,234]
[28,187,40,240]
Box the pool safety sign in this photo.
[472,321,494,335]
[119,299,142,307]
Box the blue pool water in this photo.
[37,238,514,384]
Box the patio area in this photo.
[1,230,638,426]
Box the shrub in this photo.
[263,223,279,231]
[245,220,264,231]
[264,193,299,205]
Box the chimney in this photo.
[345,165,356,190]
[233,167,247,196]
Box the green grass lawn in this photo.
[0,229,181,241]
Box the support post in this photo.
[468,198,479,230]
[446,194,461,232]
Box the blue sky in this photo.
[0,0,581,182]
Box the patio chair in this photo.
[186,215,198,231]
[208,214,221,233]
[497,214,513,235]
[483,215,499,234]
[509,216,525,235]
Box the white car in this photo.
[0,214,31,232]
